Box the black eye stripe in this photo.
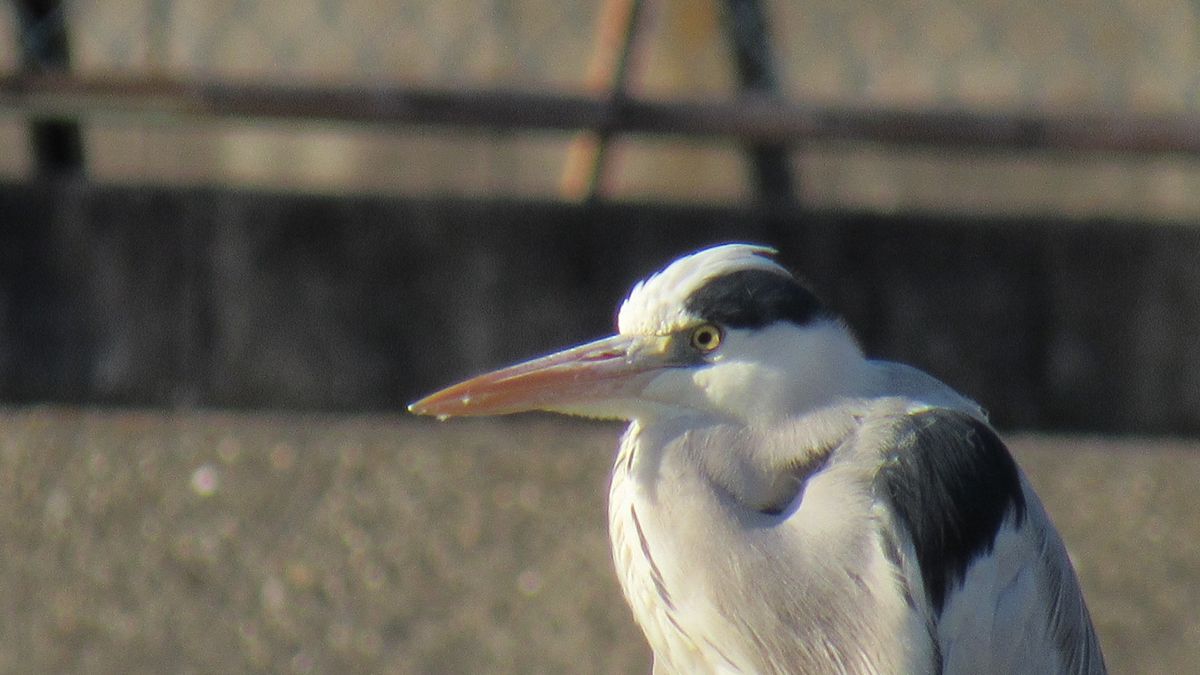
[685,270,830,329]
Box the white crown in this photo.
[617,244,789,335]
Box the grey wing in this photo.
[875,409,1107,674]
[1021,497,1107,675]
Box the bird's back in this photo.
[873,407,1106,675]
[608,396,1105,674]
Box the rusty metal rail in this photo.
[3,73,1200,155]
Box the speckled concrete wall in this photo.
[0,410,1194,673]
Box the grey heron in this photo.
[410,244,1106,674]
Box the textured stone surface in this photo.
[0,408,1194,674]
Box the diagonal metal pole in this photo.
[16,0,84,177]
[560,0,647,202]
[720,0,794,206]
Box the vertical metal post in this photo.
[720,0,793,205]
[17,0,85,177]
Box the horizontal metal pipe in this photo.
[2,73,1200,155]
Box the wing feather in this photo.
[875,410,1106,674]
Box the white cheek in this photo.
[694,363,788,421]
[693,363,750,407]
[641,368,719,415]
[640,358,790,422]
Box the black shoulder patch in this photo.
[684,269,829,329]
[875,409,1026,615]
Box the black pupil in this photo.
[697,329,713,346]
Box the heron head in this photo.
[409,244,867,426]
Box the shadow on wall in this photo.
[2,180,1200,433]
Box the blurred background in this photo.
[1,1,1199,673]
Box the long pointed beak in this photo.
[408,334,668,419]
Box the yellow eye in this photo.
[689,324,722,352]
